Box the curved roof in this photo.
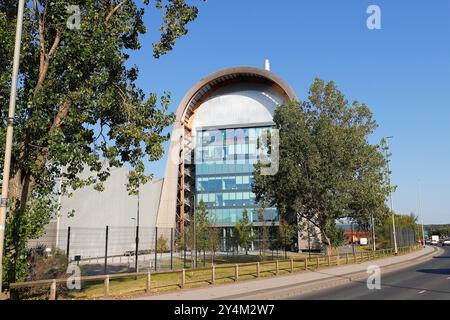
[176,66,297,123]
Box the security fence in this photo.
[9,245,422,300]
[28,226,176,275]
[25,223,419,280]
[388,226,418,248]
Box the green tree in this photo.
[326,221,346,249]
[233,209,255,255]
[157,234,169,259]
[253,79,392,255]
[194,199,209,267]
[208,226,220,265]
[0,0,204,284]
[256,203,269,256]
[277,219,296,259]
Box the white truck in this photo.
[431,235,439,245]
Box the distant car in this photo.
[431,240,439,246]
[442,239,450,246]
[425,239,431,245]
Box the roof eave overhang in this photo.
[175,66,297,124]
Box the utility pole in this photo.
[135,188,140,273]
[0,0,26,292]
[417,179,426,248]
[384,136,398,254]
[137,188,140,231]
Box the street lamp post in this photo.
[133,188,140,273]
[384,136,398,255]
[0,0,26,292]
[417,179,426,248]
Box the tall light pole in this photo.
[0,0,26,292]
[384,136,398,254]
[417,179,426,248]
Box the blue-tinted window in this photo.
[195,126,278,225]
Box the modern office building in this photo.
[155,64,297,243]
[46,63,322,256]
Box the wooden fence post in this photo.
[346,253,349,264]
[49,279,57,300]
[275,260,279,275]
[146,272,151,293]
[181,269,186,288]
[336,255,340,266]
[211,265,215,285]
[290,259,294,273]
[235,264,239,282]
[316,257,319,269]
[304,258,308,270]
[256,262,260,278]
[327,255,331,267]
[104,275,110,297]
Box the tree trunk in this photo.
[323,234,332,256]
[7,170,35,283]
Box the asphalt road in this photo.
[289,246,450,300]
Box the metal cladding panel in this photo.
[155,123,182,229]
[192,82,284,130]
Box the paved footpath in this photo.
[134,246,437,300]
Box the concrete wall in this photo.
[47,167,163,258]
[58,167,162,230]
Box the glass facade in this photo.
[195,126,278,226]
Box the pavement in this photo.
[134,246,438,300]
[289,245,450,300]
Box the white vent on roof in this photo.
[264,59,271,71]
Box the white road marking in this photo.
[418,290,427,294]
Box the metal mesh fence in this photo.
[26,223,418,279]
[28,226,175,276]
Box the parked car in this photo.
[442,239,450,246]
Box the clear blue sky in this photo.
[128,0,450,224]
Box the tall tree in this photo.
[253,79,392,255]
[194,199,209,267]
[256,203,269,256]
[277,219,296,259]
[0,0,203,283]
[233,209,254,255]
